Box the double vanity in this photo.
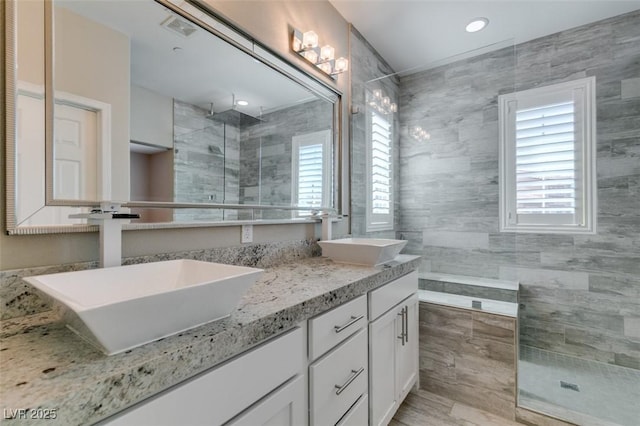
[1,247,420,425]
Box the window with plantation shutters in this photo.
[292,130,331,217]
[499,77,596,234]
[367,110,394,231]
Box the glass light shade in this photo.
[334,57,349,73]
[302,31,319,49]
[303,49,319,64]
[373,89,382,99]
[382,96,391,107]
[390,103,398,113]
[317,61,332,74]
[320,45,335,62]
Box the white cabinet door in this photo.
[396,294,418,402]
[130,85,173,149]
[369,306,399,426]
[227,375,306,426]
[104,327,304,426]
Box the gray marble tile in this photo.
[423,231,489,250]
[624,317,640,341]
[622,77,640,99]
[499,267,589,291]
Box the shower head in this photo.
[204,96,263,125]
[209,109,263,126]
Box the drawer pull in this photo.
[335,367,365,395]
[334,315,364,333]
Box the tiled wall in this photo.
[173,98,333,221]
[349,27,400,238]
[173,100,240,221]
[238,99,333,219]
[419,302,517,420]
[399,11,640,369]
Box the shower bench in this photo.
[417,273,520,421]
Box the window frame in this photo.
[498,77,597,234]
[366,108,394,232]
[291,130,332,217]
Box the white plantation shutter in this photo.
[292,130,331,217]
[499,77,596,234]
[367,110,394,231]
[371,112,392,214]
[516,101,576,216]
[297,143,324,209]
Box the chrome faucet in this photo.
[321,212,333,241]
[70,202,139,268]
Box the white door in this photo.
[369,307,398,426]
[54,103,98,201]
[16,93,45,224]
[396,294,419,402]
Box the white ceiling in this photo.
[330,0,640,74]
[57,0,315,116]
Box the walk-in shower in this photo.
[357,9,640,424]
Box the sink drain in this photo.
[560,381,580,392]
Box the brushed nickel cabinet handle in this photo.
[335,367,365,395]
[397,307,406,346]
[334,315,364,333]
[404,305,409,344]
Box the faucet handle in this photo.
[111,213,140,219]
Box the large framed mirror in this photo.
[5,0,341,234]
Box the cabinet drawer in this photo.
[309,328,368,426]
[308,295,367,360]
[104,327,304,426]
[369,271,418,320]
[336,393,368,426]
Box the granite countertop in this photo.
[0,255,420,425]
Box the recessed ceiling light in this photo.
[236,100,249,106]
[465,17,489,33]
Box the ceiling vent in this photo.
[161,15,198,38]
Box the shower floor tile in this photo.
[518,346,640,426]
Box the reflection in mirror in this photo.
[53,0,336,224]
[7,0,338,232]
[13,0,88,226]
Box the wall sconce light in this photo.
[292,29,348,79]
[410,126,431,142]
[368,88,397,115]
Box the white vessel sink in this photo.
[24,259,263,355]
[318,238,407,266]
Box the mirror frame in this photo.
[5,0,343,234]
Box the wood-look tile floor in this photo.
[390,389,523,426]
